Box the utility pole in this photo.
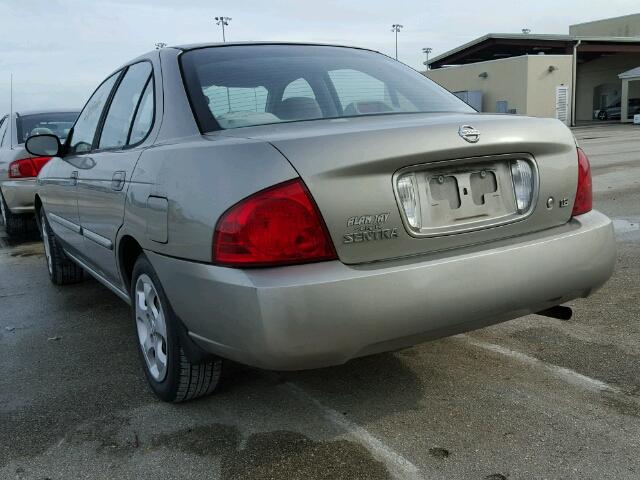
[422,47,432,69]
[391,24,403,60]
[155,42,167,49]
[215,16,232,42]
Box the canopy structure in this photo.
[618,67,640,122]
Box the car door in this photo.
[42,73,121,255]
[76,61,155,284]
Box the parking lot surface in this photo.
[1,124,639,480]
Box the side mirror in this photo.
[25,134,61,157]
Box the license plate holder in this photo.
[397,158,525,237]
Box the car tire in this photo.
[40,209,84,285]
[1,192,28,237]
[598,111,608,121]
[131,254,223,402]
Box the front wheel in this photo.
[131,254,223,402]
[597,111,608,121]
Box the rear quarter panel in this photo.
[122,135,299,262]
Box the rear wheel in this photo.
[597,111,608,121]
[40,209,84,285]
[1,193,28,237]
[131,254,223,402]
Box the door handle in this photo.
[111,171,126,191]
[70,171,78,186]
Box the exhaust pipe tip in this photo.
[536,305,573,321]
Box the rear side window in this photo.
[70,73,119,154]
[128,79,154,145]
[16,112,79,143]
[99,62,153,149]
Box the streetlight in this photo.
[215,16,232,42]
[155,42,167,50]
[391,24,403,60]
[422,47,432,69]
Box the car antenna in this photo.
[9,73,13,150]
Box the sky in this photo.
[0,0,638,114]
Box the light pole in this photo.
[155,42,167,50]
[422,47,432,69]
[391,24,403,60]
[215,16,232,42]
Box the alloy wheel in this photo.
[135,274,169,382]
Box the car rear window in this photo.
[180,45,473,131]
[16,112,79,144]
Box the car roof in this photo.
[117,43,381,71]
[170,41,381,54]
[101,42,390,95]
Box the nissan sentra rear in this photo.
[33,43,616,402]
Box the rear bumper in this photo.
[1,180,36,213]
[148,210,616,370]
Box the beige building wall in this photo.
[426,56,528,114]
[575,53,640,121]
[425,55,572,119]
[570,13,640,37]
[524,55,573,118]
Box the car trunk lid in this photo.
[219,112,579,264]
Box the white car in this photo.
[0,110,78,236]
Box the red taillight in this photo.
[572,147,592,216]
[213,178,337,267]
[8,156,52,179]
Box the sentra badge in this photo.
[343,212,398,244]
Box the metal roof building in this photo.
[425,15,640,125]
